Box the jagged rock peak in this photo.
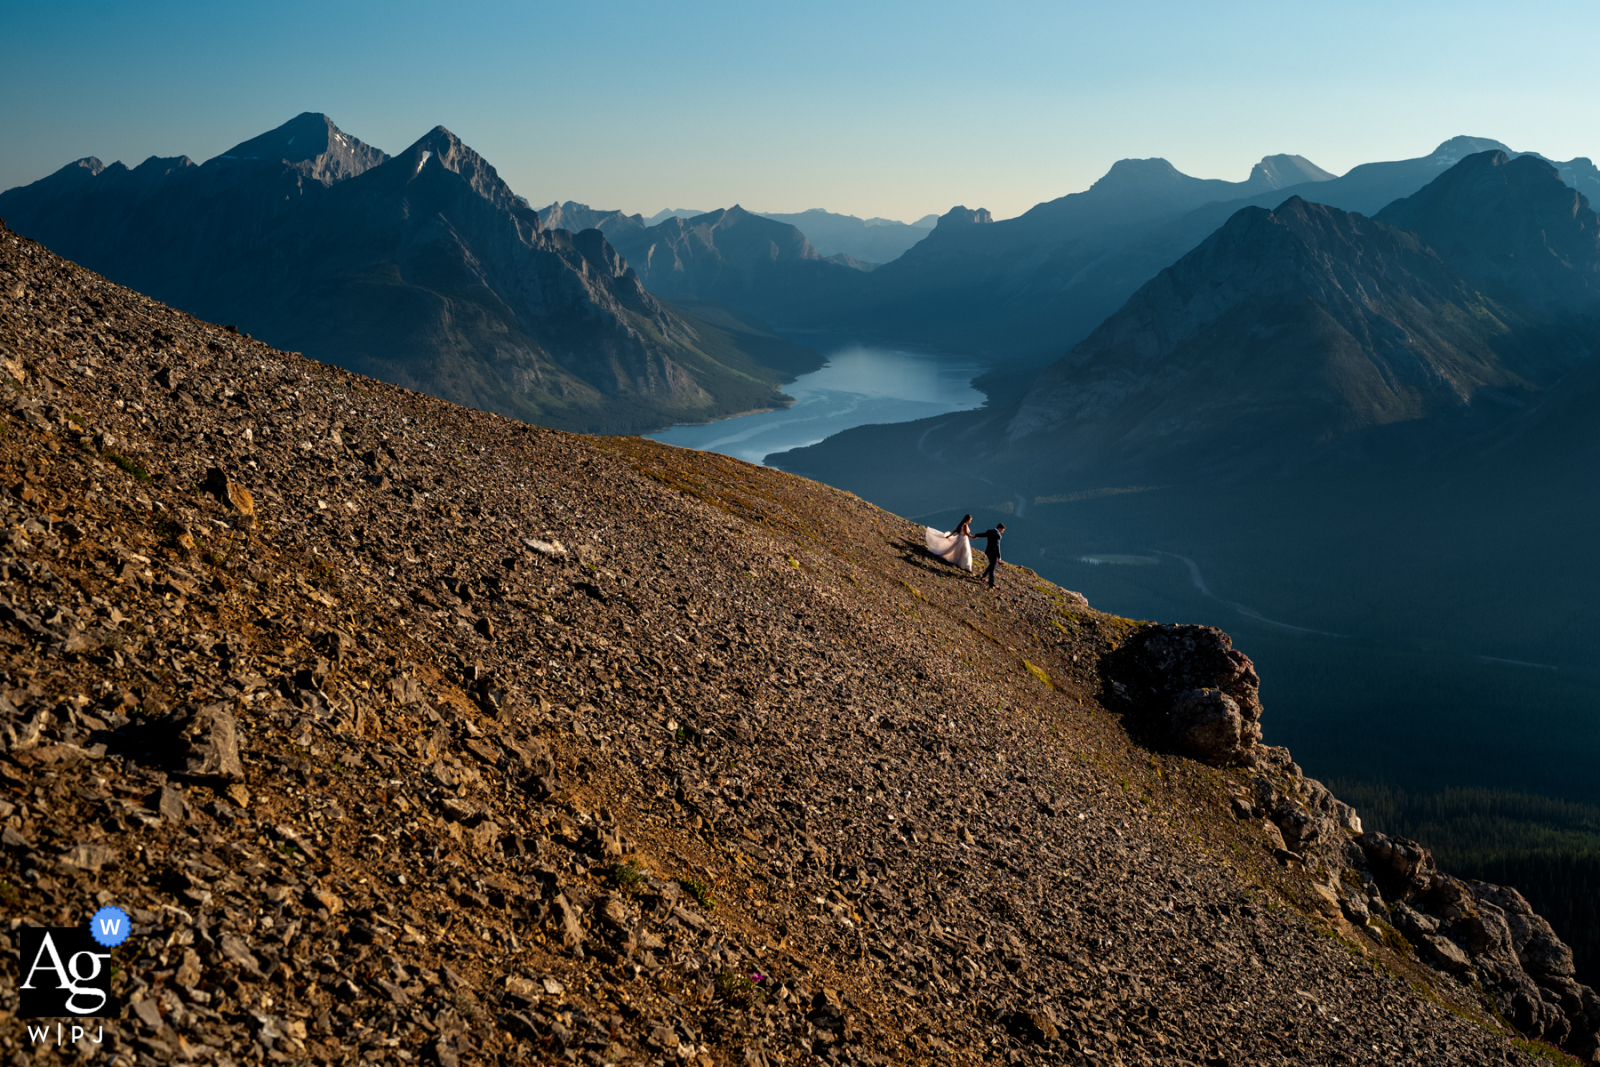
[214,112,387,184]
[935,205,993,227]
[56,157,106,179]
[398,126,523,214]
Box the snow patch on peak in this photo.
[416,150,432,176]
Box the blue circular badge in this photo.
[89,906,131,947]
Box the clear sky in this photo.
[3,0,1597,223]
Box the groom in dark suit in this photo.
[973,523,1005,588]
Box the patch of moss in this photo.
[609,862,647,892]
[678,876,716,911]
[1368,916,1413,957]
[105,451,151,482]
[1022,659,1055,690]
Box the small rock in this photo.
[1421,933,1473,974]
[469,819,501,853]
[505,975,540,1003]
[375,978,411,1006]
[203,467,255,518]
[168,703,244,781]
[219,934,265,978]
[553,894,585,956]
[59,843,116,871]
[131,997,163,1029]
[601,895,632,930]
[308,887,343,915]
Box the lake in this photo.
[645,341,987,465]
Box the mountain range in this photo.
[749,208,937,263]
[776,149,1600,500]
[781,138,1600,366]
[0,113,821,434]
[538,203,937,265]
[1004,151,1600,479]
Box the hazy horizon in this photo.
[4,0,1599,222]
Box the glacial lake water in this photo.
[645,342,987,465]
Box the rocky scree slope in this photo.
[0,224,1591,1066]
[0,114,811,435]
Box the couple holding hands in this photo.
[924,514,1005,589]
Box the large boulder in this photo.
[1359,831,1437,902]
[1166,688,1245,764]
[1471,882,1577,978]
[1104,624,1264,764]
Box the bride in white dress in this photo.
[924,514,974,572]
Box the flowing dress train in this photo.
[925,526,973,572]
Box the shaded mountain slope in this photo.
[4,225,1596,1064]
[1375,151,1600,319]
[1029,139,1600,368]
[1005,196,1578,479]
[0,114,819,435]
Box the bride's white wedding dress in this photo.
[925,526,973,572]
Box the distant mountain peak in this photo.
[1429,135,1514,166]
[1249,154,1335,189]
[935,206,993,227]
[1374,149,1600,312]
[214,112,387,184]
[393,127,520,212]
[64,157,105,177]
[749,207,938,260]
[537,201,645,237]
[1089,158,1190,196]
[645,208,705,225]
[1101,157,1184,179]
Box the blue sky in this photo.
[4,0,1598,222]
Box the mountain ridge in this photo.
[0,114,821,435]
[784,137,1600,364]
